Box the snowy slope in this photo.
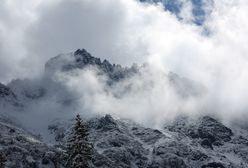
[0,120,64,168]
[49,114,248,168]
[0,49,248,167]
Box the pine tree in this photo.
[65,114,93,168]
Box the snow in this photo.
[1,49,248,167]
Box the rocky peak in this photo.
[45,48,138,83]
[74,49,101,66]
[101,59,114,73]
[74,48,91,57]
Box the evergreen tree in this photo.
[65,114,93,168]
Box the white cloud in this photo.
[1,0,248,126]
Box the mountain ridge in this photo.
[0,49,248,167]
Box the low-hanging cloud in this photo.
[1,0,248,128]
[54,66,204,128]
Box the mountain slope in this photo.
[0,49,248,168]
[48,115,248,168]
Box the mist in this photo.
[1,0,248,129]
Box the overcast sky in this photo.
[0,0,246,83]
[0,0,245,79]
[1,0,248,127]
[0,0,204,83]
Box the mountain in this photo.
[0,120,64,167]
[45,49,138,83]
[0,49,248,167]
[44,49,204,98]
[50,115,248,168]
[2,113,248,167]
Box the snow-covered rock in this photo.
[46,114,248,168]
[0,49,248,167]
[0,121,64,168]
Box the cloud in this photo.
[0,0,190,82]
[58,67,204,128]
[1,0,248,128]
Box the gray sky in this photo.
[0,0,205,83]
[0,0,150,83]
[1,0,248,126]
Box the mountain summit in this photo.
[45,49,138,82]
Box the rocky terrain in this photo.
[41,113,248,168]
[0,49,248,168]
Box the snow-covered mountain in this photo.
[0,49,248,167]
